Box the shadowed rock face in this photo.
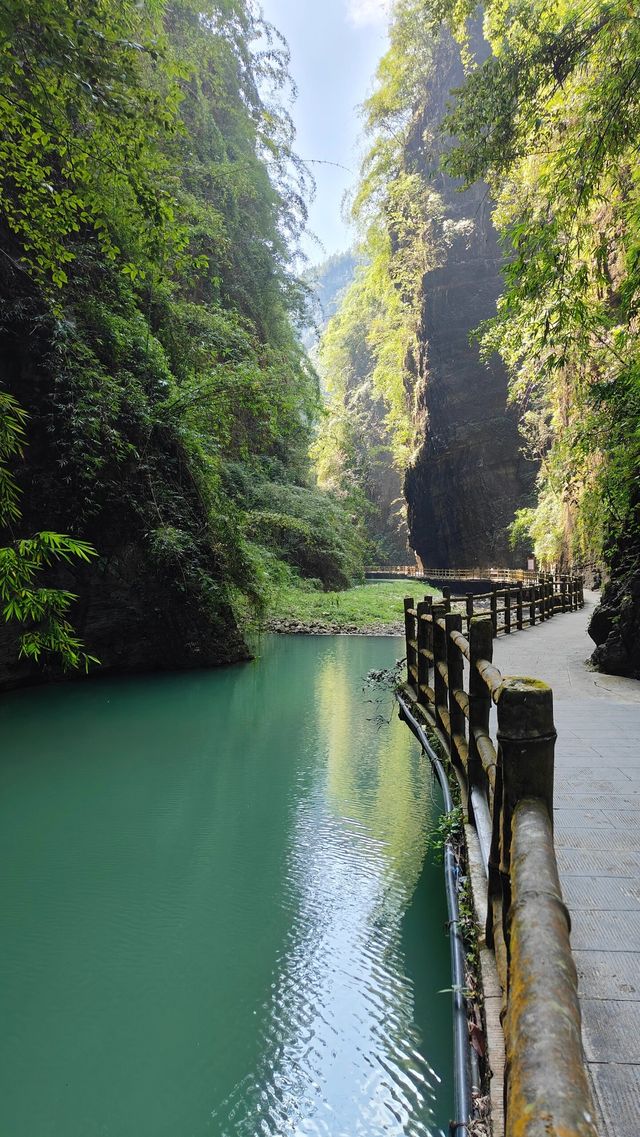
[588,494,640,678]
[404,27,536,569]
[0,283,249,691]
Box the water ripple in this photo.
[1,636,450,1137]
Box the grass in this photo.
[266,579,440,631]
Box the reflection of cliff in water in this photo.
[318,639,433,893]
[222,636,450,1137]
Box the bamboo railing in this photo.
[400,581,597,1137]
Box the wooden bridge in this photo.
[399,578,640,1137]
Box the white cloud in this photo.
[346,0,392,28]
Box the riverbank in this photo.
[264,580,440,635]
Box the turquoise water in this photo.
[0,634,452,1137]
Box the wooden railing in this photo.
[399,588,597,1137]
[365,563,424,576]
[365,565,574,584]
[441,573,584,637]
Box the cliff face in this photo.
[0,280,249,690]
[588,491,640,678]
[404,28,535,569]
[358,392,410,563]
[311,253,409,563]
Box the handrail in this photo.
[507,800,596,1135]
[365,564,583,584]
[372,570,587,641]
[399,595,597,1137]
[410,575,584,640]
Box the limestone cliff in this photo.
[404,26,535,568]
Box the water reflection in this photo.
[215,638,448,1136]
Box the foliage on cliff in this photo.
[311,268,409,562]
[304,250,363,346]
[425,0,640,577]
[311,1,455,563]
[0,1,363,674]
[313,1,443,475]
[315,3,510,566]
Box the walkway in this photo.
[492,591,640,1137]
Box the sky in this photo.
[259,0,392,264]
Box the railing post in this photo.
[446,612,465,773]
[416,599,430,712]
[516,584,523,631]
[490,584,498,637]
[530,585,536,627]
[539,580,545,622]
[466,592,474,635]
[495,678,557,952]
[423,594,434,664]
[468,616,493,806]
[432,602,448,739]
[560,576,567,613]
[442,586,451,614]
[504,587,512,635]
[404,596,416,692]
[578,575,584,607]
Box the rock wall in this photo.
[311,254,409,563]
[404,26,536,568]
[361,396,410,563]
[0,279,248,690]
[588,492,640,678]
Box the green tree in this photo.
[0,0,362,677]
[0,393,97,668]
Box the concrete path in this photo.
[492,592,640,1137]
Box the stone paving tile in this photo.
[554,827,639,852]
[555,778,636,796]
[554,766,635,784]
[562,876,640,912]
[602,809,640,829]
[569,909,640,951]
[616,768,640,784]
[557,847,640,876]
[554,808,612,828]
[573,950,640,999]
[587,1063,640,1137]
[554,792,639,809]
[581,999,640,1063]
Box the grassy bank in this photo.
[265,579,441,634]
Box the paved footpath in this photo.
[492,591,640,1137]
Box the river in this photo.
[0,634,453,1137]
